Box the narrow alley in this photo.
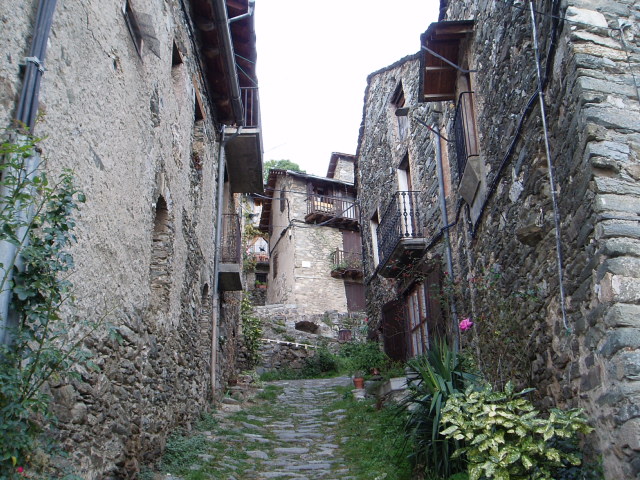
[157,376,358,480]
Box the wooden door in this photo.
[344,282,366,312]
[382,300,407,362]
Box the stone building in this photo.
[244,194,270,305]
[356,0,639,477]
[259,153,366,315]
[0,0,262,477]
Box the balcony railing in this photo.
[305,194,359,229]
[377,191,426,272]
[251,252,269,265]
[330,248,363,279]
[241,87,260,128]
[221,214,241,264]
[453,91,479,180]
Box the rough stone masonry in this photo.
[356,0,640,477]
[0,1,245,478]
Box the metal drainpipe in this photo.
[210,0,244,125]
[210,125,242,398]
[0,0,57,345]
[433,124,460,351]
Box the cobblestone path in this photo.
[161,376,356,480]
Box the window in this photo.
[369,211,380,267]
[171,40,183,67]
[392,84,408,141]
[407,283,429,356]
[453,75,480,186]
[344,282,366,312]
[150,196,173,308]
[404,266,446,358]
[122,1,143,57]
[419,21,481,204]
[272,253,278,278]
[193,78,205,121]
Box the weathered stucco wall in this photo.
[357,0,640,477]
[267,175,297,305]
[0,1,239,478]
[267,173,353,314]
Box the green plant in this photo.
[0,132,90,476]
[302,346,339,377]
[240,293,262,367]
[263,159,305,183]
[328,386,412,480]
[255,384,283,401]
[380,360,406,380]
[441,382,593,480]
[400,340,475,479]
[441,268,542,388]
[161,432,210,473]
[339,341,389,376]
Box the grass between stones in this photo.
[141,384,289,480]
[324,386,412,480]
[144,381,415,480]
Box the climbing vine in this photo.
[240,293,262,367]
[0,131,93,476]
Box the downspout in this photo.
[210,125,242,398]
[0,0,57,345]
[210,0,245,125]
[433,124,460,351]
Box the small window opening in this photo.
[255,273,267,284]
[370,211,380,267]
[150,196,173,306]
[122,0,144,57]
[194,91,205,121]
[172,40,183,66]
[272,253,278,279]
[392,84,408,141]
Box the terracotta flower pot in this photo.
[353,376,365,389]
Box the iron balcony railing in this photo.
[221,214,241,264]
[453,91,479,180]
[377,191,424,267]
[240,87,260,128]
[251,252,269,264]
[307,194,358,220]
[330,248,363,273]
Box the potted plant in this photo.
[353,371,365,389]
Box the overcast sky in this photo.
[254,0,440,177]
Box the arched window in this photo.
[150,196,173,306]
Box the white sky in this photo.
[254,0,441,177]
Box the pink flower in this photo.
[459,318,474,331]
[364,317,369,323]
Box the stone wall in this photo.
[356,0,640,477]
[0,1,238,478]
[267,173,356,314]
[243,303,367,373]
[332,156,355,183]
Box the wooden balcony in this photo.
[219,214,243,291]
[330,248,363,280]
[377,191,428,278]
[305,194,359,230]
